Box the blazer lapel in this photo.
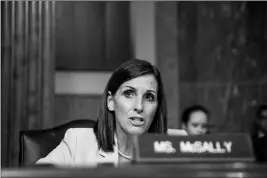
[98,149,118,164]
[97,135,119,165]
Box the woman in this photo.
[181,105,210,135]
[37,59,187,167]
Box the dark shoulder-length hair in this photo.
[93,59,167,152]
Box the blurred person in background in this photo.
[252,103,267,162]
[181,105,210,135]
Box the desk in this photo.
[2,163,267,178]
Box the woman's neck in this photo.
[116,127,134,157]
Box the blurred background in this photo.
[1,1,267,167]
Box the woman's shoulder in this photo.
[65,128,99,153]
[66,127,95,135]
[66,127,95,137]
[167,128,187,136]
[64,128,97,143]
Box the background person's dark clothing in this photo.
[252,134,267,162]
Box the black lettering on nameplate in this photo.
[133,134,255,163]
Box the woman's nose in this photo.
[134,98,143,113]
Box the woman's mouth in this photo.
[129,117,145,126]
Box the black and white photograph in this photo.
[1,1,267,177]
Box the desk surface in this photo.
[2,162,267,178]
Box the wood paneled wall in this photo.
[1,1,55,167]
[155,2,180,129]
[177,2,267,133]
[55,1,131,71]
[54,95,101,126]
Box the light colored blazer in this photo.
[36,128,187,167]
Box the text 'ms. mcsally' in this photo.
[133,134,255,163]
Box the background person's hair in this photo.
[256,103,267,120]
[181,105,210,125]
[94,59,167,152]
[252,103,267,135]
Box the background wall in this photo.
[177,1,267,133]
[55,1,131,71]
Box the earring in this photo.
[107,101,114,111]
[108,105,113,111]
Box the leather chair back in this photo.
[19,119,96,166]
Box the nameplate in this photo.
[133,134,255,163]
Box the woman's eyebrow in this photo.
[146,90,157,94]
[120,86,136,92]
[122,86,136,90]
[121,86,157,94]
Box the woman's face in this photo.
[108,74,158,136]
[183,111,209,135]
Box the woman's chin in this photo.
[127,128,146,136]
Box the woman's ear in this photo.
[107,91,114,111]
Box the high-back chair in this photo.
[19,119,96,166]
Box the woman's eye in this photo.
[144,93,156,101]
[123,90,134,98]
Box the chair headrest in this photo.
[20,119,96,166]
